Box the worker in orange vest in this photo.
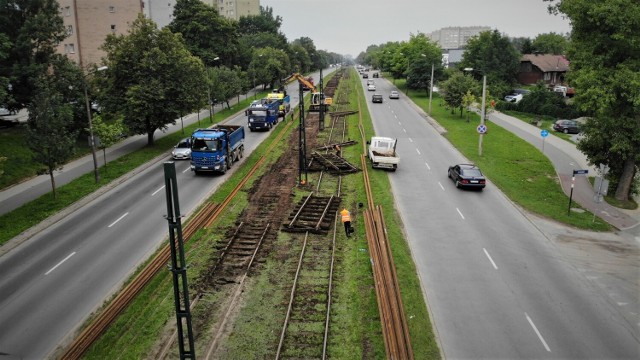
[340,208,352,237]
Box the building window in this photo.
[65,44,75,54]
[64,6,71,16]
[111,24,116,32]
[109,6,115,13]
[67,25,73,35]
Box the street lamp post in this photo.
[428,62,434,116]
[464,68,487,156]
[83,65,108,184]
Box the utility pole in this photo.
[319,68,324,131]
[298,83,307,185]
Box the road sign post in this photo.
[568,169,588,216]
[540,129,549,153]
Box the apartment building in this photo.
[57,0,142,67]
[427,26,491,50]
[143,0,260,29]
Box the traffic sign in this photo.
[477,124,487,134]
[573,169,588,175]
[540,129,549,137]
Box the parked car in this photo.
[553,119,580,134]
[0,107,11,116]
[504,93,523,103]
[172,138,192,160]
[389,91,400,99]
[367,84,376,91]
[447,164,486,190]
[372,94,383,103]
[512,89,531,96]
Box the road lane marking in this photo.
[398,121,401,125]
[108,212,129,228]
[456,208,465,219]
[416,148,421,155]
[483,248,498,269]
[403,128,407,133]
[152,185,165,196]
[45,252,76,275]
[438,182,444,190]
[425,162,431,170]
[409,138,413,143]
[526,313,551,352]
[182,167,190,173]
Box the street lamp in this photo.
[464,68,487,156]
[83,65,108,184]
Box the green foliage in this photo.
[168,0,240,67]
[288,44,312,73]
[27,75,79,197]
[92,115,125,167]
[532,32,569,54]
[249,47,290,89]
[496,82,580,118]
[209,65,244,109]
[100,14,207,146]
[460,30,521,89]
[0,0,68,111]
[439,71,479,117]
[549,0,640,200]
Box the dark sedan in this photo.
[553,119,580,134]
[448,164,486,190]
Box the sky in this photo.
[262,0,572,57]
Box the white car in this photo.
[504,93,523,103]
[367,84,376,91]
[389,91,400,99]
[172,138,192,160]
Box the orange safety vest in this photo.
[340,209,351,223]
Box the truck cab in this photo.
[190,126,245,174]
[368,136,399,171]
[246,100,279,131]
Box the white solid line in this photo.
[108,212,129,228]
[416,148,421,155]
[45,252,76,275]
[425,162,431,170]
[456,208,465,219]
[152,185,165,196]
[438,182,444,190]
[483,248,499,270]
[526,313,551,352]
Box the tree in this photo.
[440,72,479,117]
[0,0,68,112]
[511,37,534,54]
[460,30,521,97]
[92,115,125,169]
[532,32,569,55]
[462,90,477,122]
[546,0,640,201]
[209,65,244,110]
[27,75,78,198]
[100,14,207,146]
[292,37,320,70]
[249,47,289,89]
[168,0,240,67]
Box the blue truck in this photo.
[267,92,291,117]
[245,97,280,131]
[190,125,245,175]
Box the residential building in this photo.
[57,0,142,68]
[518,54,569,86]
[427,26,491,50]
[442,48,465,69]
[212,0,260,20]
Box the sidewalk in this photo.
[488,111,639,231]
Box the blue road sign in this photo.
[573,169,589,175]
[477,124,487,134]
[541,129,549,137]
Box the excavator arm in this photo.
[285,73,316,92]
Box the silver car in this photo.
[172,138,192,160]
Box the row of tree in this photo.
[0,0,347,195]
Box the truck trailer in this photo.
[190,125,245,174]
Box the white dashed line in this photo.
[456,208,465,219]
[416,148,421,155]
[425,162,431,170]
[152,186,165,196]
[409,138,414,143]
[483,248,498,269]
[108,212,129,228]
[45,252,76,275]
[438,182,444,190]
[403,128,407,133]
[526,313,551,352]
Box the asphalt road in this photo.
[0,70,328,359]
[362,75,639,359]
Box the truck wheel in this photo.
[239,146,244,158]
[249,127,254,132]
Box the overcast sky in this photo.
[262,0,571,57]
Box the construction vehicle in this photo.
[190,125,245,174]
[245,98,280,131]
[285,73,333,112]
[266,91,291,117]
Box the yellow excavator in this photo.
[284,73,332,112]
